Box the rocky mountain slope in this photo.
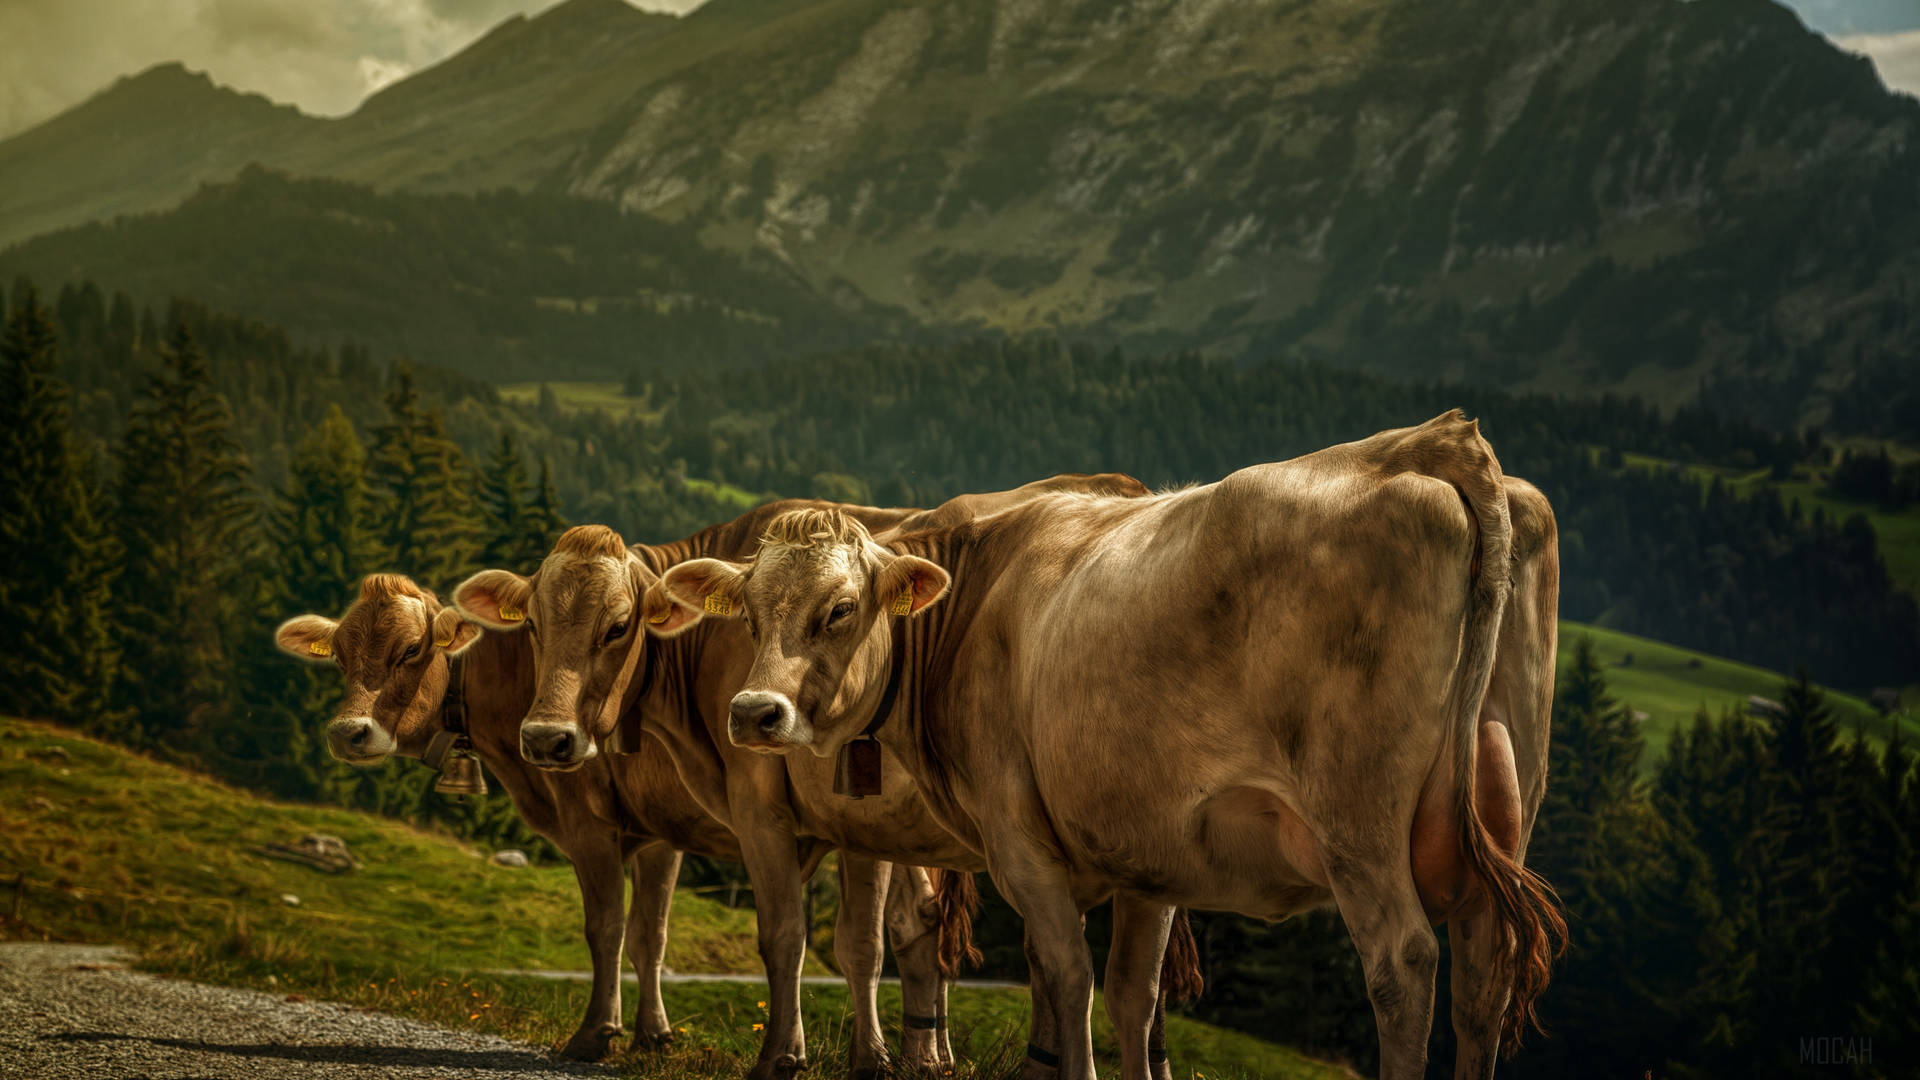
[3,0,1915,410]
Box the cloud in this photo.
[1835,29,1920,99]
[0,0,708,140]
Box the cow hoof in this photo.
[559,1024,622,1061]
[749,1053,808,1080]
[636,1030,676,1052]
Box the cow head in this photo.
[273,574,483,764]
[455,525,665,771]
[658,509,947,756]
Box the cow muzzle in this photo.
[727,690,809,751]
[521,720,597,770]
[327,716,395,764]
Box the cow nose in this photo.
[731,698,781,735]
[522,722,593,767]
[347,725,372,749]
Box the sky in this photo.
[0,0,1914,141]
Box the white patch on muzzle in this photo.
[520,720,598,770]
[326,716,395,763]
[727,690,810,751]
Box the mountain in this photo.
[0,168,894,381]
[556,0,1920,406]
[3,0,1918,419]
[0,63,318,245]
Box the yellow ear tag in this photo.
[308,639,332,657]
[647,609,670,625]
[704,593,733,616]
[891,590,914,616]
[498,603,525,623]
[434,629,455,649]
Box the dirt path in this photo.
[0,943,613,1079]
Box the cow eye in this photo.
[827,600,855,625]
[401,642,422,664]
[604,620,629,645]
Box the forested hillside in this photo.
[22,276,1918,694]
[0,170,895,382]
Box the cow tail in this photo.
[1442,417,1566,1052]
[928,869,982,978]
[1160,908,1204,1004]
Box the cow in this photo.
[272,572,957,1071]
[654,412,1566,1080]
[449,477,1202,1080]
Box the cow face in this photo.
[455,526,657,771]
[273,575,482,764]
[659,509,947,756]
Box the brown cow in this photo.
[273,573,954,1070]
[658,413,1565,1080]
[451,478,1176,1080]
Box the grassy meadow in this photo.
[1557,621,1915,773]
[0,716,1349,1080]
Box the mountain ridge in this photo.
[2,0,1916,421]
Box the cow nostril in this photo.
[348,725,372,748]
[548,731,573,760]
[730,700,781,734]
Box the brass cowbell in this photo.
[433,746,488,798]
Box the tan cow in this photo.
[272,572,956,1070]
[451,477,1190,1080]
[657,413,1566,1080]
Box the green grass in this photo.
[499,381,664,421]
[1557,620,1918,774]
[0,717,1347,1080]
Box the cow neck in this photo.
[868,527,995,843]
[439,652,468,736]
[858,615,910,740]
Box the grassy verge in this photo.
[0,717,1348,1080]
[1557,620,1916,772]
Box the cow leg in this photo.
[1448,907,1507,1079]
[1148,987,1173,1080]
[625,841,682,1049]
[1021,929,1060,1080]
[738,827,811,1080]
[560,837,629,1061]
[835,853,893,1080]
[884,864,949,1073]
[992,850,1096,1080]
[1105,895,1173,1080]
[1328,859,1440,1080]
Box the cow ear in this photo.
[659,558,748,627]
[454,569,533,631]
[640,580,703,638]
[276,614,339,663]
[431,607,484,656]
[876,555,950,617]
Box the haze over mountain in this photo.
[2,0,1917,418]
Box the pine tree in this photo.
[0,288,123,731]
[477,430,548,573]
[1530,637,1672,1077]
[532,456,567,548]
[1749,674,1852,1054]
[112,321,256,749]
[365,362,478,587]
[247,405,383,796]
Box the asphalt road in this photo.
[0,942,612,1079]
